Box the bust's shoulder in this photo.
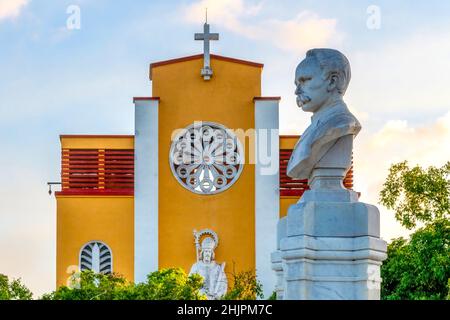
[321,105,361,131]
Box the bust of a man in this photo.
[287,48,361,188]
[189,237,227,300]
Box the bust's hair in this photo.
[306,48,351,95]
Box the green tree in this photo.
[447,279,450,300]
[221,270,263,300]
[379,161,450,229]
[381,218,450,300]
[267,291,277,300]
[127,268,205,300]
[379,161,450,300]
[0,274,33,300]
[41,270,129,300]
[42,268,205,300]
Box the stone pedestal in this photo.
[272,188,387,300]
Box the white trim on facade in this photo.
[254,99,280,299]
[134,99,159,282]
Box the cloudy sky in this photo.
[1,0,449,296]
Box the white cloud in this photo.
[263,12,340,53]
[181,0,342,54]
[0,0,30,21]
[363,112,450,167]
[183,0,262,26]
[354,111,450,241]
[349,29,450,114]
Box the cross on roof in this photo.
[195,23,219,80]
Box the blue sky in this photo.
[1,0,450,296]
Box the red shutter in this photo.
[60,149,134,195]
[279,149,354,197]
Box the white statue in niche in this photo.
[287,48,361,188]
[189,230,227,300]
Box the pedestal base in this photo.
[272,189,387,300]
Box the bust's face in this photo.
[295,57,332,114]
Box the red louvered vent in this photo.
[280,149,354,197]
[279,150,309,197]
[62,149,99,190]
[104,149,134,190]
[61,148,134,194]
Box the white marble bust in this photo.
[287,48,361,188]
[189,236,227,300]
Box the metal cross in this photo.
[195,22,219,80]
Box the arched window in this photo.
[79,241,112,274]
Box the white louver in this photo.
[80,241,112,274]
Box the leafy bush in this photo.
[127,268,205,300]
[380,161,450,229]
[267,291,277,300]
[381,219,450,300]
[221,270,263,300]
[41,268,205,300]
[41,270,129,300]
[0,274,33,300]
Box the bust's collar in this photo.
[311,100,348,124]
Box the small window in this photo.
[79,241,112,274]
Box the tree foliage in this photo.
[0,274,33,300]
[379,161,450,229]
[41,268,205,300]
[448,279,450,300]
[381,218,450,300]
[267,291,277,300]
[127,268,205,300]
[41,270,129,300]
[6,267,264,300]
[221,270,263,300]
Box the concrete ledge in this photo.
[286,201,381,237]
[281,248,387,261]
[280,235,387,253]
[299,189,359,203]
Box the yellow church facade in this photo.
[54,53,354,296]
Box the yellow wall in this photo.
[60,136,134,149]
[56,136,135,287]
[280,197,299,218]
[280,136,299,150]
[56,196,134,287]
[279,136,301,218]
[153,56,262,275]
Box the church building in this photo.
[53,24,354,298]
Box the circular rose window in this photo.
[169,121,244,195]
